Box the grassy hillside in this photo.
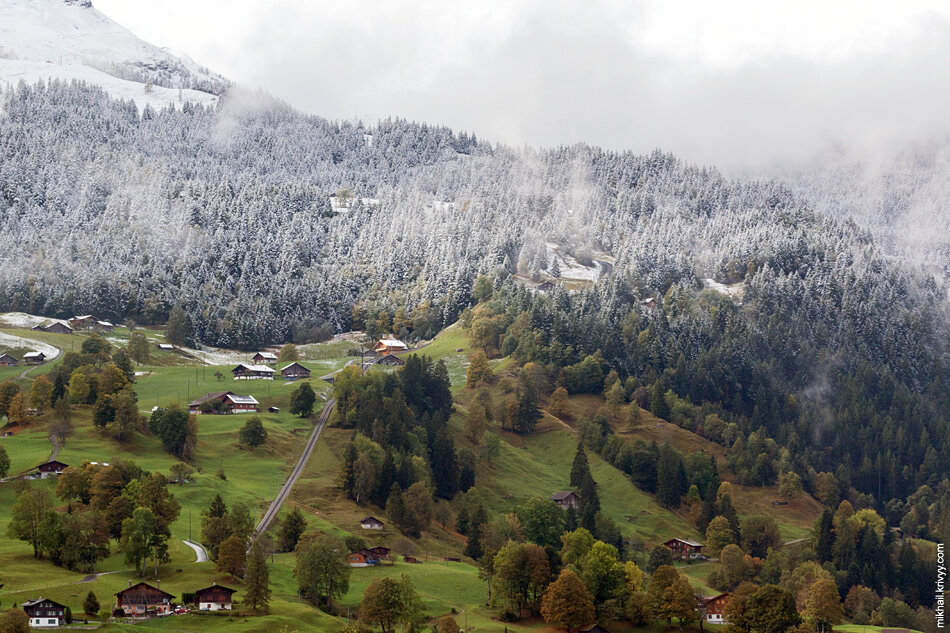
[0,317,821,633]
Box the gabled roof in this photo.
[703,592,731,604]
[225,394,259,405]
[550,491,578,500]
[232,363,275,373]
[22,596,65,609]
[0,353,16,361]
[23,351,45,358]
[157,343,174,350]
[193,584,237,596]
[665,537,703,547]
[37,460,68,470]
[361,515,383,523]
[280,362,310,372]
[115,581,175,599]
[189,391,234,407]
[72,315,94,320]
[97,320,114,327]
[254,351,278,360]
[377,338,407,347]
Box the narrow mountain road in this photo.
[783,537,807,546]
[47,433,61,462]
[254,398,336,537]
[182,539,209,563]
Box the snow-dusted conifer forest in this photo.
[0,80,945,369]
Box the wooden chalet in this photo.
[642,297,658,309]
[373,338,407,354]
[23,351,46,364]
[0,353,17,366]
[188,391,259,414]
[366,545,392,561]
[252,351,278,364]
[376,353,405,367]
[663,537,704,559]
[280,362,311,380]
[36,460,68,479]
[360,516,385,530]
[68,315,114,332]
[232,363,275,380]
[537,281,556,292]
[115,581,174,616]
[702,592,731,624]
[549,491,580,510]
[193,583,237,611]
[33,321,73,335]
[578,625,609,633]
[346,549,380,567]
[22,597,67,628]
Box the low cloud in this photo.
[97,0,950,171]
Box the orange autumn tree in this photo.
[541,568,595,633]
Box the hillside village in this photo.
[0,295,936,633]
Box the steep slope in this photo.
[0,0,223,108]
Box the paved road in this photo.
[182,539,209,563]
[254,398,335,537]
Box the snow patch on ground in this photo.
[545,243,603,282]
[0,332,60,359]
[703,278,745,298]
[183,346,248,367]
[0,312,53,329]
[330,194,380,213]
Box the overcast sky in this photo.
[94,0,950,171]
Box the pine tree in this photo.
[244,540,271,612]
[815,508,835,563]
[570,443,590,489]
[83,591,99,616]
[649,382,669,420]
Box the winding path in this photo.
[182,539,209,563]
[254,398,335,537]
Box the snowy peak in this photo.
[0,0,226,108]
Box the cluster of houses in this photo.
[228,351,313,382]
[21,580,240,625]
[28,314,116,336]
[0,351,47,366]
[346,545,392,567]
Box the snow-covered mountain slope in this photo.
[0,0,224,109]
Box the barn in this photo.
[0,353,17,366]
[280,362,311,380]
[115,581,175,617]
[188,391,260,414]
[232,363,275,380]
[373,338,408,354]
[23,351,46,364]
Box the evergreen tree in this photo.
[430,428,460,499]
[244,540,271,612]
[165,306,193,347]
[570,443,590,489]
[279,508,307,553]
[649,382,669,420]
[815,508,835,563]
